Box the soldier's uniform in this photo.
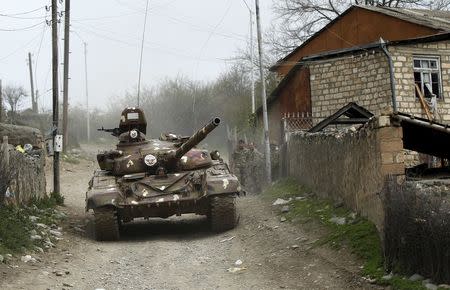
[246,146,264,193]
[232,146,249,186]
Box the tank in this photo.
[86,107,242,241]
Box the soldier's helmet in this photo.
[119,107,147,135]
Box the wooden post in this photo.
[0,79,2,123]
[415,84,433,121]
[28,53,37,113]
[2,136,9,168]
[52,0,60,194]
[62,0,71,153]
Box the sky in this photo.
[0,0,275,112]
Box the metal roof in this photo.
[270,5,450,72]
[359,5,450,32]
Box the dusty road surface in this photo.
[0,146,381,290]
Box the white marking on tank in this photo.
[107,188,115,191]
[111,199,116,204]
[173,194,180,201]
[157,198,164,203]
[222,179,229,189]
[181,156,188,163]
[142,189,149,197]
[127,160,134,168]
[159,186,166,191]
[131,200,138,205]
[174,173,180,177]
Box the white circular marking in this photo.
[130,130,138,139]
[144,154,157,166]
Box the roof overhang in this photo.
[392,112,450,159]
[309,102,374,133]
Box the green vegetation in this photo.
[0,193,65,257]
[61,153,80,164]
[264,178,427,290]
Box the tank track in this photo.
[209,196,238,232]
[94,208,120,241]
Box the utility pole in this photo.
[0,79,3,123]
[84,42,90,142]
[35,89,39,113]
[243,0,255,114]
[28,53,37,113]
[51,0,60,194]
[250,10,255,114]
[62,0,70,153]
[255,0,271,183]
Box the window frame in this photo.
[412,55,443,100]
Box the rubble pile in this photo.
[0,205,66,264]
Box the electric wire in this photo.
[0,14,48,20]
[0,6,45,16]
[0,21,46,32]
[0,26,45,62]
[33,20,49,91]
[71,23,223,62]
[194,0,233,76]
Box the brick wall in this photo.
[389,41,450,123]
[287,118,404,232]
[309,51,392,124]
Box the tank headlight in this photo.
[144,154,157,166]
[130,129,138,139]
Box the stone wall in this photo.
[7,148,47,204]
[0,128,47,205]
[309,51,392,124]
[389,41,450,123]
[287,118,404,232]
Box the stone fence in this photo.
[0,132,46,205]
[286,117,405,232]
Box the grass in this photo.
[0,192,65,257]
[61,153,80,164]
[263,178,428,290]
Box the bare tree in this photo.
[270,0,450,57]
[2,85,28,121]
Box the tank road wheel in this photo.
[209,196,238,232]
[94,208,120,241]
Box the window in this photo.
[127,112,139,120]
[413,56,442,99]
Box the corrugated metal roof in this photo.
[358,5,450,31]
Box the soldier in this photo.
[232,139,249,186]
[246,142,264,193]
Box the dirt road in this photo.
[0,148,379,290]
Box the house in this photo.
[260,5,450,144]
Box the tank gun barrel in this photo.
[175,117,221,159]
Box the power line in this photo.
[72,12,141,22]
[0,21,46,32]
[0,27,45,62]
[71,23,224,63]
[0,6,45,16]
[33,19,49,88]
[0,14,48,20]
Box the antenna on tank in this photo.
[137,0,150,107]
